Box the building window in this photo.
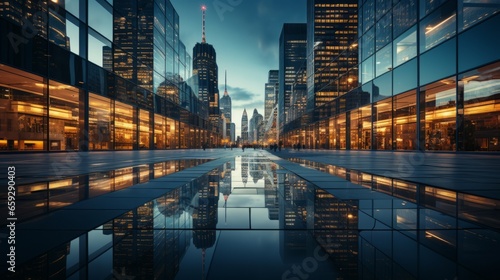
[459,0,500,31]
[421,77,457,151]
[461,61,500,151]
[89,93,112,150]
[139,109,150,149]
[394,90,417,150]
[374,98,393,150]
[48,81,79,151]
[393,26,417,67]
[114,101,135,150]
[420,0,457,53]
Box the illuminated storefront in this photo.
[0,0,215,152]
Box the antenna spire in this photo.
[225,70,227,91]
[201,5,206,43]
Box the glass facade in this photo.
[283,0,500,152]
[0,0,216,152]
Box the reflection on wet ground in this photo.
[4,154,500,279]
[0,159,210,226]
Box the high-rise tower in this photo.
[193,5,220,138]
[279,24,307,133]
[241,109,248,143]
[306,0,358,111]
[220,71,232,142]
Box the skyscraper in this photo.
[220,71,232,142]
[249,109,264,144]
[241,109,248,143]
[193,6,220,139]
[0,0,211,152]
[265,70,279,125]
[306,0,358,111]
[279,24,307,134]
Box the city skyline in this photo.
[171,0,306,137]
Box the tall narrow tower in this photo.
[193,5,220,137]
[220,71,232,142]
[201,4,206,43]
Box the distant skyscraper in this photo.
[279,24,307,133]
[265,70,279,125]
[306,0,358,110]
[193,6,220,135]
[241,109,248,143]
[249,109,264,143]
[220,71,232,142]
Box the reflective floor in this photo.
[4,154,500,279]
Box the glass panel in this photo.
[154,114,165,149]
[114,101,135,150]
[459,0,500,31]
[360,105,372,149]
[48,81,79,151]
[338,114,347,149]
[373,72,392,102]
[329,117,337,149]
[422,77,457,151]
[420,1,457,53]
[166,118,177,149]
[394,58,417,95]
[49,7,69,49]
[350,109,360,149]
[420,39,456,86]
[66,15,81,56]
[0,67,47,151]
[376,0,393,21]
[374,98,393,150]
[461,61,500,151]
[393,0,417,37]
[88,29,112,68]
[139,109,150,149]
[89,93,112,150]
[362,56,375,83]
[376,44,392,77]
[394,90,417,150]
[66,0,84,20]
[393,26,417,67]
[458,13,500,73]
[88,0,113,40]
[376,12,392,51]
[362,28,375,60]
[363,0,375,32]
[421,0,449,18]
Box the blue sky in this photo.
[171,0,306,137]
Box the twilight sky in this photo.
[171,0,306,138]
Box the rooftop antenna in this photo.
[201,5,207,43]
[224,70,228,95]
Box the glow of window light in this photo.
[425,15,455,34]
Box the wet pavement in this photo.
[0,149,499,279]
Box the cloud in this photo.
[225,85,255,101]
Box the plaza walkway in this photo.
[1,148,499,279]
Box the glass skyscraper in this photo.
[279,23,307,136]
[283,0,500,152]
[0,0,216,152]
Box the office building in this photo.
[283,0,500,152]
[192,6,220,142]
[241,109,248,143]
[0,0,216,151]
[220,71,232,143]
[306,0,358,111]
[279,24,307,137]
